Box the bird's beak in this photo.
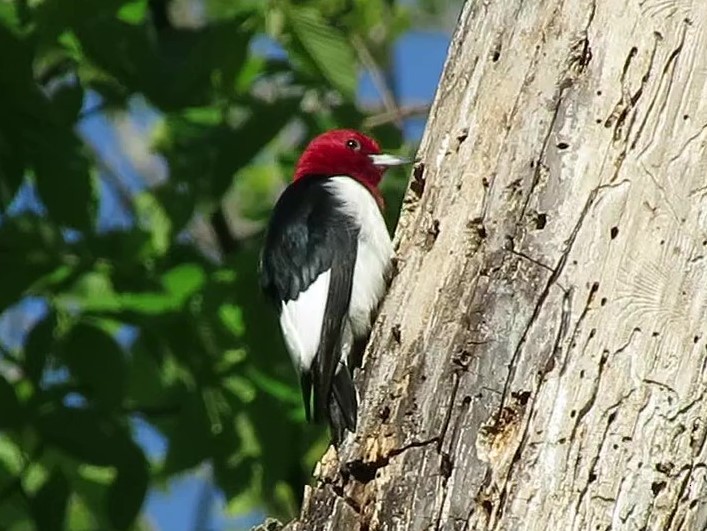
[368,153,410,168]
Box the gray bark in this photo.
[287,0,707,528]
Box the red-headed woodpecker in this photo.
[259,129,408,443]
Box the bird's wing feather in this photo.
[311,230,356,421]
[260,177,358,422]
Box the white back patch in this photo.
[280,270,331,372]
[326,176,393,338]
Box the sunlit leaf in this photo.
[117,0,148,25]
[286,7,357,97]
[134,192,171,257]
[161,264,205,303]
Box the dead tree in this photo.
[286,0,707,528]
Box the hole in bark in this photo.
[608,411,617,424]
[694,336,699,344]
[440,453,453,478]
[557,142,569,150]
[462,396,472,405]
[684,114,689,120]
[481,499,493,515]
[391,324,401,343]
[530,160,535,168]
[558,437,566,444]
[601,297,607,306]
[379,406,391,422]
[589,328,596,339]
[652,331,660,337]
[651,481,666,496]
[613,443,618,450]
[580,370,585,378]
[535,212,547,229]
[513,390,531,405]
[597,90,602,96]
[482,177,490,188]
[595,118,602,124]
[570,409,576,418]
[655,462,673,474]
[425,219,441,249]
[610,226,619,239]
[411,162,426,197]
[491,48,501,62]
[344,458,386,484]
[588,472,597,483]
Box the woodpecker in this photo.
[259,129,408,443]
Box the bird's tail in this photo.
[328,364,357,445]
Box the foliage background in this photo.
[0,0,459,528]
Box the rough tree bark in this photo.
[287,0,707,529]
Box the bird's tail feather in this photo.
[328,365,357,445]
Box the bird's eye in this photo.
[346,139,361,151]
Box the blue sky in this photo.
[0,27,451,531]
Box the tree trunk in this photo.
[287,0,707,529]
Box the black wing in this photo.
[260,177,358,425]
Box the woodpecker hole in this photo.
[440,453,453,479]
[411,162,426,198]
[610,226,619,239]
[379,405,391,422]
[511,390,531,406]
[556,142,569,150]
[391,324,401,344]
[456,128,469,149]
[535,212,547,230]
[651,481,666,496]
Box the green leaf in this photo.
[219,303,244,337]
[134,192,172,257]
[161,264,206,303]
[117,0,148,24]
[286,7,357,97]
[107,444,148,530]
[161,396,212,475]
[0,216,64,311]
[0,130,24,209]
[24,312,57,384]
[51,82,85,125]
[30,469,69,531]
[62,323,126,411]
[0,375,22,429]
[35,407,129,467]
[211,98,300,197]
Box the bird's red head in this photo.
[294,129,408,209]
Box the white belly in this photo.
[326,176,393,338]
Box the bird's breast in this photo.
[326,176,394,338]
